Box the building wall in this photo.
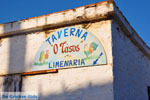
[1,1,149,100]
[112,20,150,100]
[0,20,114,100]
[22,66,113,100]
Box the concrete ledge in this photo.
[0,1,113,36]
[0,0,149,58]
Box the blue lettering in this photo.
[55,61,59,68]
[10,95,14,98]
[64,28,68,37]
[69,60,72,66]
[58,30,62,39]
[2,95,8,98]
[46,37,51,45]
[60,61,63,67]
[70,28,75,36]
[49,62,52,68]
[64,61,69,67]
[52,59,86,68]
[81,59,85,65]
[28,95,38,98]
[73,59,77,65]
[52,35,57,42]
[22,96,26,98]
[75,29,83,37]
[81,32,88,41]
[78,59,80,65]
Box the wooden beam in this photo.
[21,69,58,75]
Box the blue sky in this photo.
[0,0,149,46]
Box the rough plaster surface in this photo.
[0,75,22,92]
[0,1,149,100]
[0,2,113,35]
[112,20,150,100]
[0,20,114,100]
[0,33,45,74]
[0,20,112,75]
[22,65,113,100]
[113,4,150,56]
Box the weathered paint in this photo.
[0,1,149,100]
[33,27,107,71]
[112,20,150,100]
[22,65,113,100]
[0,1,114,36]
[0,19,114,100]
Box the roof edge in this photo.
[0,0,113,35]
[112,2,150,58]
[0,0,149,58]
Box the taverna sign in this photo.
[32,27,106,71]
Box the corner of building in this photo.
[111,2,150,100]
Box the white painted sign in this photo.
[33,27,106,71]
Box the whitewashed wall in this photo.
[22,66,113,100]
[0,1,149,100]
[0,1,115,99]
[0,1,114,75]
[21,21,114,100]
[0,20,114,100]
[112,20,150,100]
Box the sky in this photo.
[0,0,149,46]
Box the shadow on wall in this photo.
[37,81,113,100]
[0,21,114,100]
[2,21,26,92]
[111,21,149,100]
